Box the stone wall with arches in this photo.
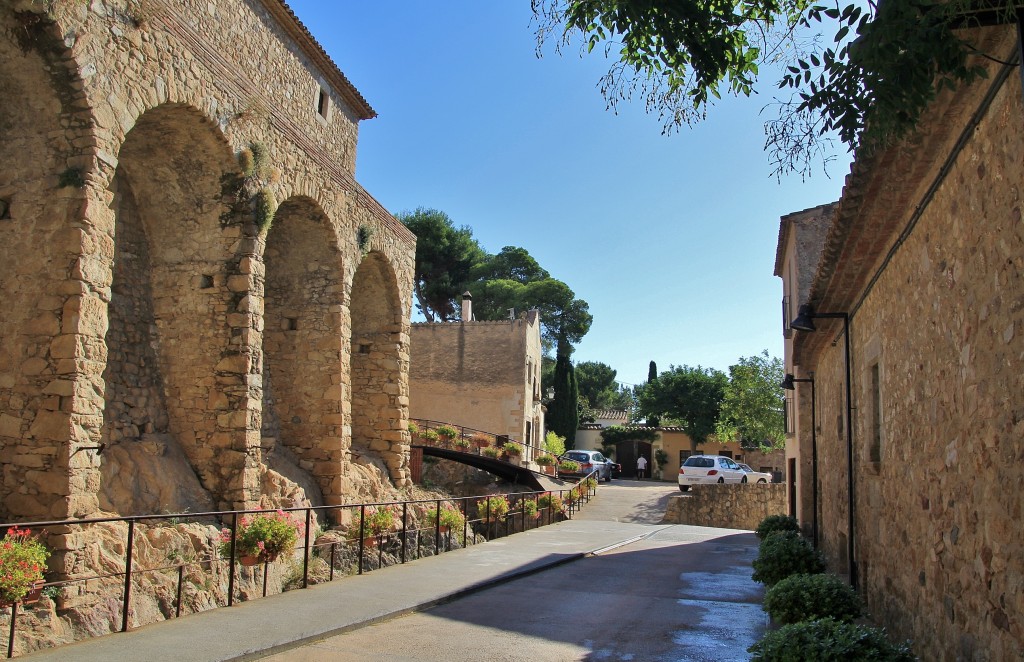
[0,0,415,535]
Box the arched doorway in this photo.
[261,196,345,506]
[349,251,409,486]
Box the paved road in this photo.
[261,481,766,662]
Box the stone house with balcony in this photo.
[774,25,1022,659]
[408,296,545,457]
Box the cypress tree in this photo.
[646,360,660,427]
[547,353,579,447]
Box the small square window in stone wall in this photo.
[199,274,214,289]
[0,198,10,219]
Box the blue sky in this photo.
[287,1,850,387]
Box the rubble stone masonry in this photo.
[0,0,415,569]
[800,31,1023,659]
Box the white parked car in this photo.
[737,463,773,484]
[677,455,746,492]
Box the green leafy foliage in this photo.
[752,530,826,586]
[543,431,566,457]
[481,446,501,458]
[558,459,580,472]
[537,492,564,513]
[599,425,659,446]
[756,514,800,540]
[748,618,915,661]
[636,364,728,446]
[503,441,524,456]
[398,207,487,322]
[479,495,510,521]
[716,350,785,449]
[763,573,862,624]
[534,0,1005,178]
[427,504,465,531]
[255,186,277,235]
[436,424,459,440]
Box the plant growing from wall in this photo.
[356,224,374,253]
[255,186,277,235]
[752,531,826,587]
[763,573,862,625]
[58,167,85,189]
[748,618,914,661]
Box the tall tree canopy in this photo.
[533,0,1006,177]
[716,351,786,449]
[576,361,634,411]
[398,208,485,321]
[636,365,728,448]
[468,249,592,356]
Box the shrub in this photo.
[537,493,564,513]
[544,431,566,457]
[349,506,397,540]
[0,526,50,604]
[522,498,539,518]
[436,424,459,440]
[558,459,580,473]
[427,504,465,531]
[751,531,825,586]
[479,495,509,521]
[763,573,862,624]
[748,618,915,661]
[219,511,303,562]
[756,514,801,540]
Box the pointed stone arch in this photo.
[349,251,410,486]
[261,195,346,506]
[101,102,253,512]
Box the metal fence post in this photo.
[121,519,135,632]
[302,508,312,589]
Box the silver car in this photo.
[559,450,613,482]
[677,455,745,491]
[737,463,773,484]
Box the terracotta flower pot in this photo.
[363,536,378,548]
[21,580,44,605]
[239,555,261,567]
[438,525,450,535]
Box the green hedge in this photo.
[748,618,915,661]
[752,531,825,586]
[763,573,861,624]
[755,514,800,540]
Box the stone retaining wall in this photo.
[662,484,787,530]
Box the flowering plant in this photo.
[426,504,465,531]
[502,441,523,456]
[478,495,510,522]
[349,506,397,541]
[218,511,303,563]
[537,493,564,514]
[535,453,555,466]
[0,526,50,605]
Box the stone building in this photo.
[408,299,544,454]
[775,25,1022,659]
[0,0,415,528]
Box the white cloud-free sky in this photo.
[286,1,851,387]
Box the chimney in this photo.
[461,291,472,321]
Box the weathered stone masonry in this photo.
[0,0,415,541]
[788,26,1023,660]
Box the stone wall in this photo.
[792,28,1023,660]
[662,484,787,530]
[0,0,416,610]
[409,315,543,445]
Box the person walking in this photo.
[636,455,648,480]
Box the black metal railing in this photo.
[410,418,538,461]
[1,473,598,658]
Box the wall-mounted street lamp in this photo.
[790,303,857,588]
[781,372,817,549]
